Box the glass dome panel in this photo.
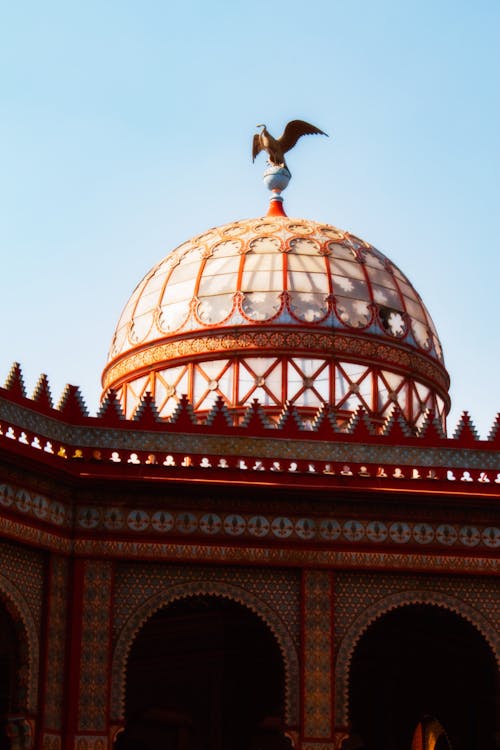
[361,249,387,269]
[331,275,368,299]
[287,254,329,290]
[291,357,328,377]
[364,265,397,287]
[109,324,128,358]
[371,284,402,308]
[140,270,169,299]
[161,278,197,306]
[115,283,145,331]
[198,271,237,296]
[166,257,203,286]
[197,294,234,324]
[289,292,329,321]
[242,252,282,291]
[335,297,371,327]
[403,296,427,323]
[133,289,160,318]
[289,237,321,254]
[157,300,190,332]
[200,256,238,278]
[210,240,242,257]
[128,313,154,344]
[328,257,366,280]
[291,390,323,408]
[398,280,421,301]
[249,236,281,253]
[327,242,357,260]
[241,292,281,321]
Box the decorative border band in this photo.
[103,329,449,397]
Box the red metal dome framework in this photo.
[103,212,450,431]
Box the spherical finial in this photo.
[263,165,291,193]
[263,165,291,217]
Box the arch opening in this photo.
[116,595,288,750]
[0,596,22,749]
[348,604,498,750]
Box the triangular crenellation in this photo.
[98,389,125,423]
[382,406,414,440]
[276,401,303,434]
[346,407,376,438]
[418,410,447,441]
[205,396,233,430]
[132,392,162,427]
[57,384,89,420]
[4,362,27,399]
[169,394,198,428]
[453,411,481,445]
[32,373,54,411]
[487,413,500,446]
[241,399,272,432]
[310,403,339,437]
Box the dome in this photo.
[102,215,450,430]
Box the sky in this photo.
[1,0,499,437]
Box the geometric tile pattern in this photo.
[43,555,69,730]
[113,563,301,644]
[303,570,333,739]
[0,539,45,627]
[78,560,113,731]
[333,572,500,725]
[74,537,498,578]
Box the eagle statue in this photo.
[252,120,328,168]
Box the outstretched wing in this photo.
[278,120,328,155]
[252,133,263,162]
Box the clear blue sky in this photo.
[1,0,499,436]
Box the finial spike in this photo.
[267,195,287,217]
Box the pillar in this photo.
[301,569,337,750]
[63,559,113,750]
[38,554,69,750]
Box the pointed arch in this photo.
[0,572,39,714]
[335,589,499,725]
[111,580,299,726]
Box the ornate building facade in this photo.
[0,180,498,750]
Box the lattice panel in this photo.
[0,540,45,628]
[113,563,300,646]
